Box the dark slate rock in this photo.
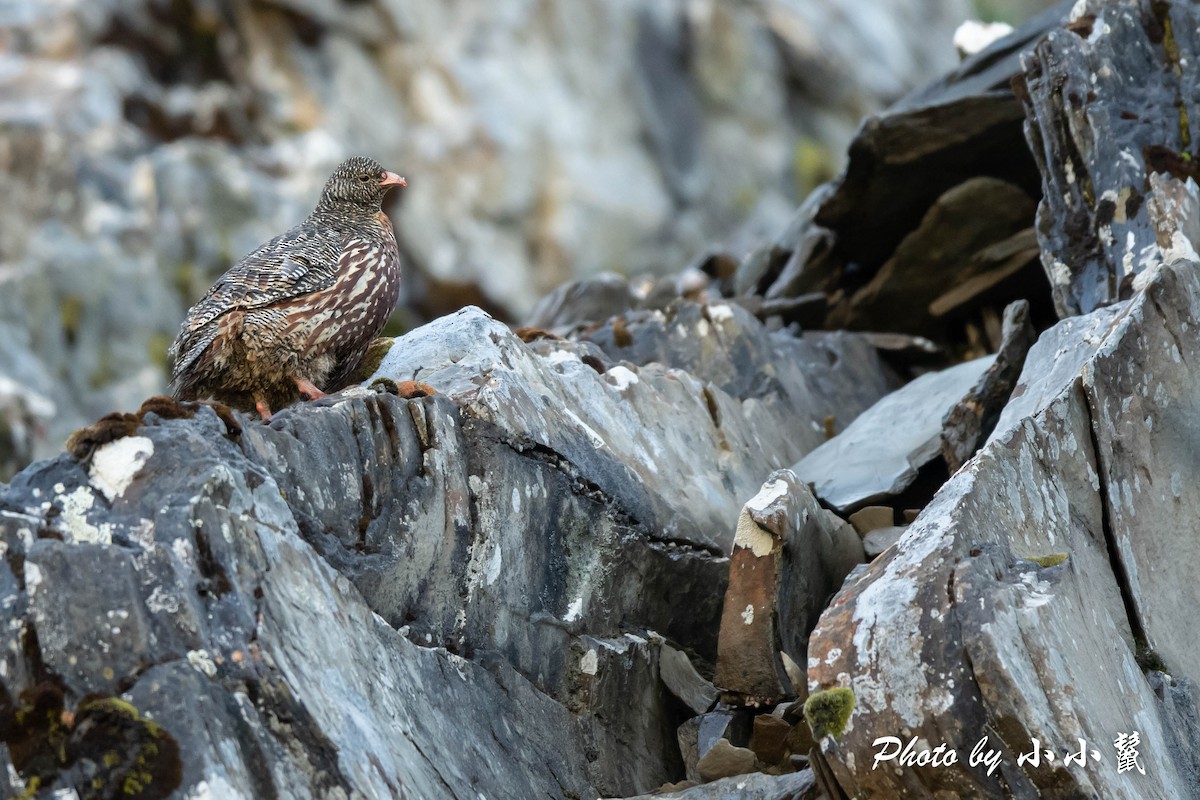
[577,301,901,439]
[0,406,601,799]
[759,2,1074,339]
[1018,0,1200,316]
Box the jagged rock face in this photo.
[1019,0,1200,316]
[808,258,1200,798]
[801,0,1200,791]
[0,302,897,797]
[0,0,972,476]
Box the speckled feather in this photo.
[168,157,404,414]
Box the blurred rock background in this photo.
[0,0,1045,477]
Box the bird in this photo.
[168,156,406,419]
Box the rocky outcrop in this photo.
[11,0,1200,798]
[804,1,1200,797]
[0,299,899,797]
[0,0,974,476]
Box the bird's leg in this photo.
[294,377,327,400]
[254,397,273,421]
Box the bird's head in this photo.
[318,156,406,215]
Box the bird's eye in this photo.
[358,174,371,183]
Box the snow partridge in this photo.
[168,156,406,419]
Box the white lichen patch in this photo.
[187,649,218,677]
[59,486,110,544]
[544,349,581,367]
[89,435,154,501]
[23,562,43,597]
[745,477,789,514]
[484,541,502,586]
[146,585,180,615]
[732,512,775,557]
[741,604,754,625]
[707,304,735,324]
[563,597,584,623]
[605,365,639,391]
[580,648,598,675]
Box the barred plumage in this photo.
[168,157,406,418]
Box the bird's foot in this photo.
[255,399,273,421]
[294,377,328,401]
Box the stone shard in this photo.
[696,739,757,783]
[714,471,861,706]
[760,2,1070,338]
[826,178,1036,335]
[793,356,995,511]
[941,299,1037,472]
[748,713,792,766]
[661,645,719,716]
[861,526,905,560]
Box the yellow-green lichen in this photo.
[1135,637,1169,674]
[793,139,838,198]
[804,686,855,740]
[1027,553,1068,568]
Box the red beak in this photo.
[379,171,407,188]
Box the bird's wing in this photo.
[169,223,344,381]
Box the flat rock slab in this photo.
[793,355,994,511]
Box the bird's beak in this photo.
[379,171,407,188]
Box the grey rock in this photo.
[696,709,752,755]
[577,301,901,441]
[987,301,1127,444]
[661,645,719,716]
[616,769,815,800]
[525,272,641,332]
[1,408,601,799]
[861,525,905,559]
[371,306,846,553]
[793,355,994,511]
[2,285,897,797]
